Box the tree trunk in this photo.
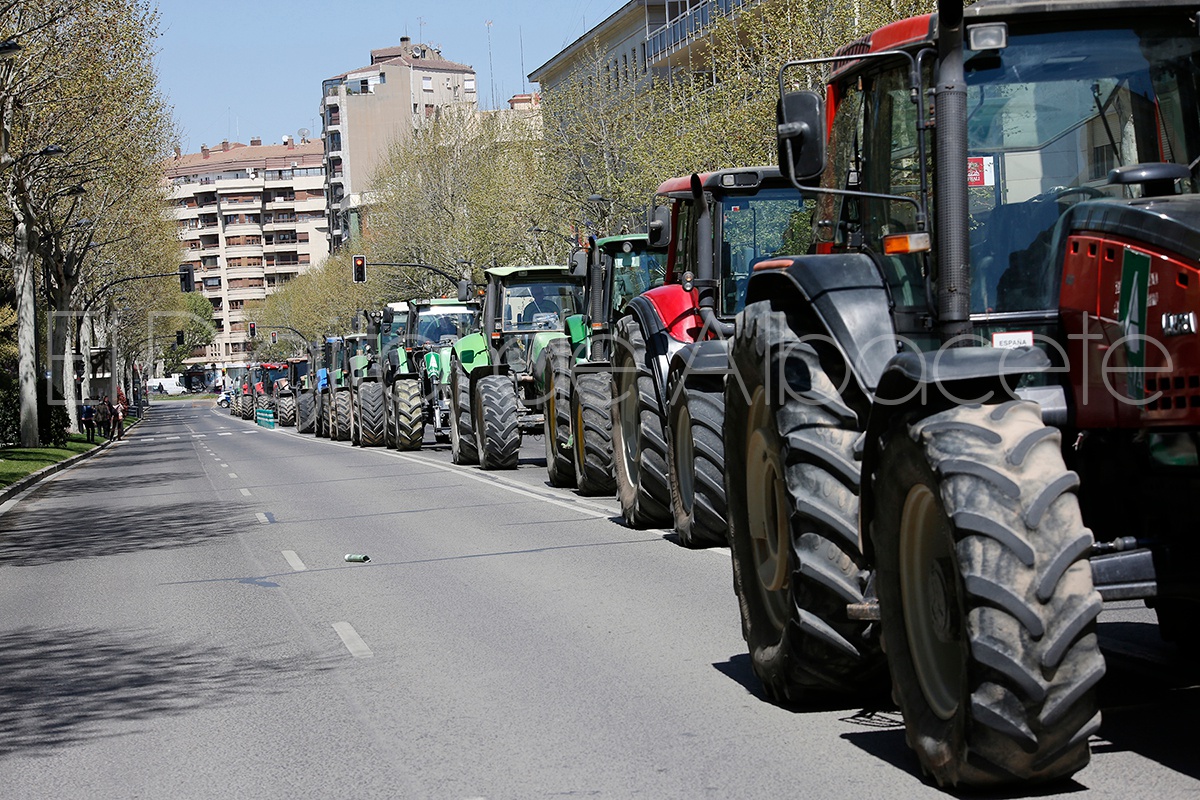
[14,221,39,447]
[52,307,78,433]
[79,310,93,405]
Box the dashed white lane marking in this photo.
[240,488,252,497]
[220,463,229,468]
[332,622,373,658]
[255,512,269,524]
[218,432,232,436]
[140,438,155,442]
[281,550,307,571]
[165,436,181,440]
[228,472,238,478]
[192,434,207,438]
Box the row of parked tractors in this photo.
[228,0,1200,789]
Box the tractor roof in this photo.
[485,264,571,279]
[596,233,651,249]
[416,297,477,308]
[655,166,786,199]
[837,0,1196,59]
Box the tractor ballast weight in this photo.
[721,0,1200,787]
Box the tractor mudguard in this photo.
[529,331,565,371]
[667,338,731,378]
[744,252,897,398]
[858,345,1052,558]
[453,332,491,373]
[564,314,589,357]
[625,296,688,409]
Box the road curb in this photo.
[0,411,148,505]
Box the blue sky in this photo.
[153,0,628,153]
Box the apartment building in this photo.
[322,37,477,250]
[165,138,328,367]
[529,0,762,92]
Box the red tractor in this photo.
[612,167,809,547]
[723,0,1200,787]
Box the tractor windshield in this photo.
[502,281,580,332]
[416,305,478,345]
[609,244,666,314]
[965,23,1200,313]
[719,188,812,315]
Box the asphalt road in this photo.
[0,400,1196,799]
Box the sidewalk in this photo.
[0,414,144,505]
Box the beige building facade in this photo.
[322,37,477,250]
[165,138,328,368]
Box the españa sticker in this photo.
[1118,249,1151,399]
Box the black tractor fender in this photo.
[742,252,898,399]
[857,345,1052,560]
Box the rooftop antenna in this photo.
[418,15,425,44]
[520,26,526,94]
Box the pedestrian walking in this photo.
[81,400,96,443]
[97,395,112,438]
[113,399,125,441]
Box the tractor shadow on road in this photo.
[0,626,332,758]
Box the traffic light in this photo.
[248,322,256,338]
[175,330,185,346]
[352,254,366,283]
[270,330,278,345]
[179,264,195,293]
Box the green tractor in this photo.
[541,234,667,492]
[449,265,584,469]
[387,298,480,450]
[338,331,387,447]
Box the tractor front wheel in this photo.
[358,382,386,447]
[667,369,727,548]
[278,395,297,427]
[872,401,1104,788]
[392,378,425,450]
[332,390,352,441]
[297,391,315,434]
[726,300,885,705]
[611,316,670,527]
[449,360,478,465]
[571,372,616,496]
[543,338,576,487]
[476,374,520,470]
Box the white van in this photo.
[149,376,187,395]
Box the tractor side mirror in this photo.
[382,307,394,325]
[570,249,588,278]
[457,279,471,303]
[647,204,672,249]
[777,90,825,185]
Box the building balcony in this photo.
[224,243,264,257]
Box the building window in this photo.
[422,75,433,92]
[465,76,476,92]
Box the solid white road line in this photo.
[332,622,373,658]
[282,550,307,571]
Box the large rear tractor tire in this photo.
[475,374,520,470]
[449,360,478,465]
[543,338,576,487]
[241,395,255,420]
[392,378,425,450]
[611,316,670,527]
[297,391,315,434]
[572,371,616,496]
[667,368,728,548]
[278,395,297,427]
[872,401,1104,788]
[726,300,885,705]
[332,389,352,442]
[357,382,386,447]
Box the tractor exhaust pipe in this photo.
[936,0,972,344]
[691,174,734,338]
